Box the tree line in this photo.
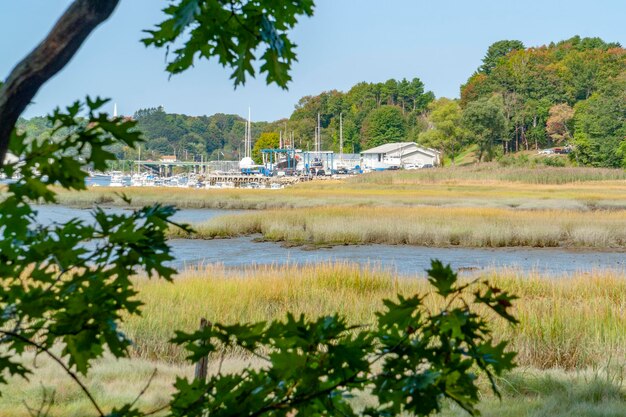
[16,36,625,167]
[456,36,625,166]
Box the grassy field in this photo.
[2,358,624,417]
[3,264,625,417]
[125,264,626,369]
[173,205,626,249]
[56,166,626,211]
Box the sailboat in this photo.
[239,108,255,172]
[309,113,324,175]
[334,113,348,174]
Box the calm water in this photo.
[34,205,236,224]
[33,206,626,276]
[168,238,625,276]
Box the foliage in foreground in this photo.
[168,261,518,417]
[0,101,518,415]
[1,1,518,415]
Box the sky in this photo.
[1,0,624,122]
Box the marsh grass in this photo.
[350,166,626,185]
[125,263,626,370]
[54,166,626,211]
[3,356,624,417]
[441,367,626,417]
[174,206,626,249]
[0,353,182,417]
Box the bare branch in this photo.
[0,330,105,417]
[129,368,158,409]
[0,0,120,167]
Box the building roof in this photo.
[361,142,440,156]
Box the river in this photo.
[33,205,626,276]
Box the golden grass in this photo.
[350,165,626,185]
[125,263,626,370]
[174,205,626,249]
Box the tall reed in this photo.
[176,206,626,249]
[125,263,626,370]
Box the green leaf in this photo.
[426,259,458,297]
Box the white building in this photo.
[160,155,177,163]
[360,142,440,170]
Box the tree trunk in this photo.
[0,0,120,167]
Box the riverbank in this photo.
[172,206,626,249]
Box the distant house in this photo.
[160,155,177,163]
[360,142,440,170]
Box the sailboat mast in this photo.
[246,107,251,158]
[316,113,321,154]
[339,113,343,159]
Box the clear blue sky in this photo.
[1,0,624,121]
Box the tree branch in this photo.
[0,329,105,417]
[0,0,120,168]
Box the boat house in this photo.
[360,142,440,170]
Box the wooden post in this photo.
[194,318,210,382]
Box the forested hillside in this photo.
[459,36,625,166]
[287,78,434,153]
[16,37,625,167]
[129,107,285,161]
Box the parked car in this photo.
[553,147,571,154]
[420,164,434,169]
[404,163,418,170]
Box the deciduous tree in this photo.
[252,132,280,163]
[546,103,574,145]
[361,105,407,148]
[419,98,467,166]
[463,95,507,162]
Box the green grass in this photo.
[443,143,479,166]
[172,205,626,249]
[441,367,626,417]
[2,357,624,417]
